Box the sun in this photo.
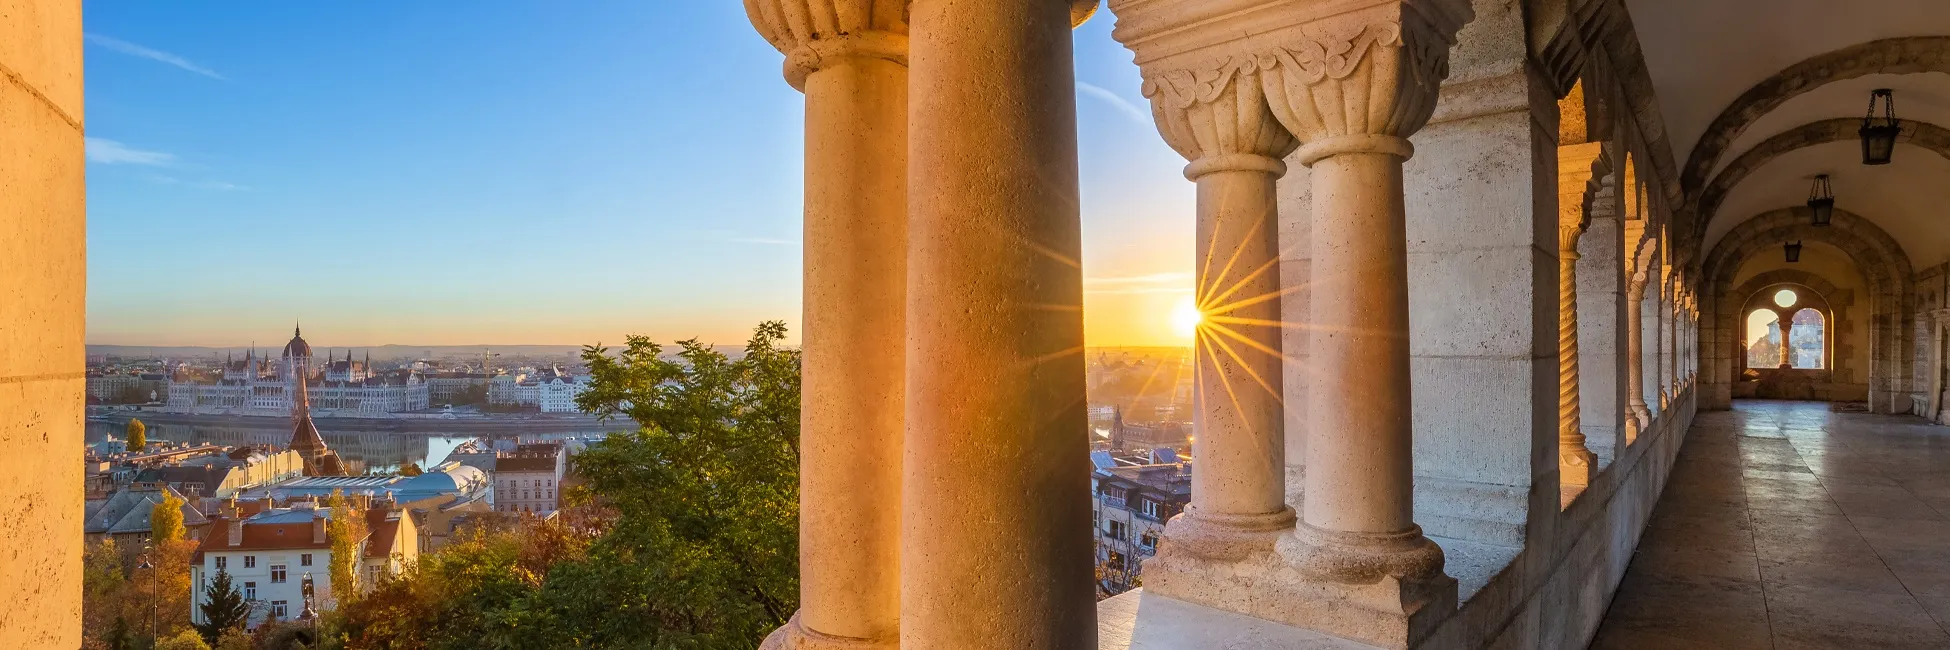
[1170,295,1203,340]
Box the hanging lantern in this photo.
[1806,174,1835,226]
[1861,89,1900,165]
[1785,240,1803,263]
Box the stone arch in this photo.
[1681,36,1950,197]
[1698,119,1950,229]
[1700,208,1913,411]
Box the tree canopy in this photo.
[127,419,147,452]
[325,490,368,605]
[321,321,804,649]
[151,493,186,543]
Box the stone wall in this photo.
[0,2,85,647]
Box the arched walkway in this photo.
[1594,401,1950,649]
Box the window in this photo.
[1746,310,1784,369]
[270,600,288,619]
[300,553,312,567]
[1140,532,1159,550]
[244,555,256,569]
[244,581,257,600]
[271,565,287,583]
[1107,520,1128,542]
[215,556,227,571]
[1790,308,1825,369]
[1140,499,1160,519]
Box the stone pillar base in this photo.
[1142,540,1456,649]
[760,613,897,650]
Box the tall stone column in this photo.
[1625,273,1651,438]
[0,3,85,646]
[1126,39,1300,582]
[901,1,1096,647]
[1273,2,1470,645]
[1557,143,1602,488]
[1778,319,1795,368]
[745,5,907,647]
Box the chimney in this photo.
[227,517,243,547]
[312,512,327,544]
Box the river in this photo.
[87,419,631,474]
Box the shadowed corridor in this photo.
[1593,401,1950,649]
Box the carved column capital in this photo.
[745,0,909,90]
[1141,60,1300,179]
[1932,308,1950,326]
[1111,0,1472,166]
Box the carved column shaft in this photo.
[1625,275,1650,437]
[1557,142,1601,488]
[746,3,907,647]
[1779,320,1795,368]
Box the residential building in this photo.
[1089,449,1190,595]
[189,501,417,628]
[492,443,566,515]
[426,372,491,403]
[83,483,212,544]
[488,368,588,412]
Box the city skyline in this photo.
[83,2,1199,348]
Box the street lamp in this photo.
[1806,174,1835,227]
[138,547,158,643]
[301,572,319,641]
[1785,241,1803,263]
[1861,89,1901,165]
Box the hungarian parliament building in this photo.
[165,327,430,415]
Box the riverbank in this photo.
[91,410,630,434]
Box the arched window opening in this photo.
[1746,310,1782,368]
[1790,308,1825,369]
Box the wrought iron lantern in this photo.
[1806,174,1834,226]
[1861,89,1900,165]
[1785,240,1803,263]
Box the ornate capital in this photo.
[1932,308,1950,327]
[1111,0,1472,165]
[745,0,908,90]
[1557,142,1604,251]
[1143,61,1300,178]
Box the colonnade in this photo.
[745,0,1702,647]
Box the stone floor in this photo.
[1592,400,1950,649]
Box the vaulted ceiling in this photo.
[1624,0,1950,268]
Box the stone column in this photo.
[746,6,907,647]
[1576,173,1627,463]
[1125,37,1300,579]
[1269,3,1470,645]
[901,1,1096,647]
[1625,272,1651,438]
[1557,143,1602,488]
[1778,319,1795,368]
[0,4,85,647]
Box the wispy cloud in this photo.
[726,237,801,246]
[1085,272,1192,294]
[1077,82,1152,127]
[86,137,176,166]
[85,33,225,80]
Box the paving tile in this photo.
[1758,557,1910,595]
[1765,584,1950,650]
[1600,401,1950,649]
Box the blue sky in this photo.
[84,2,1195,347]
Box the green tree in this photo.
[82,538,130,641]
[156,629,213,650]
[553,320,802,647]
[151,493,186,543]
[325,490,368,604]
[104,616,135,650]
[212,628,252,650]
[195,570,252,643]
[127,419,147,452]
